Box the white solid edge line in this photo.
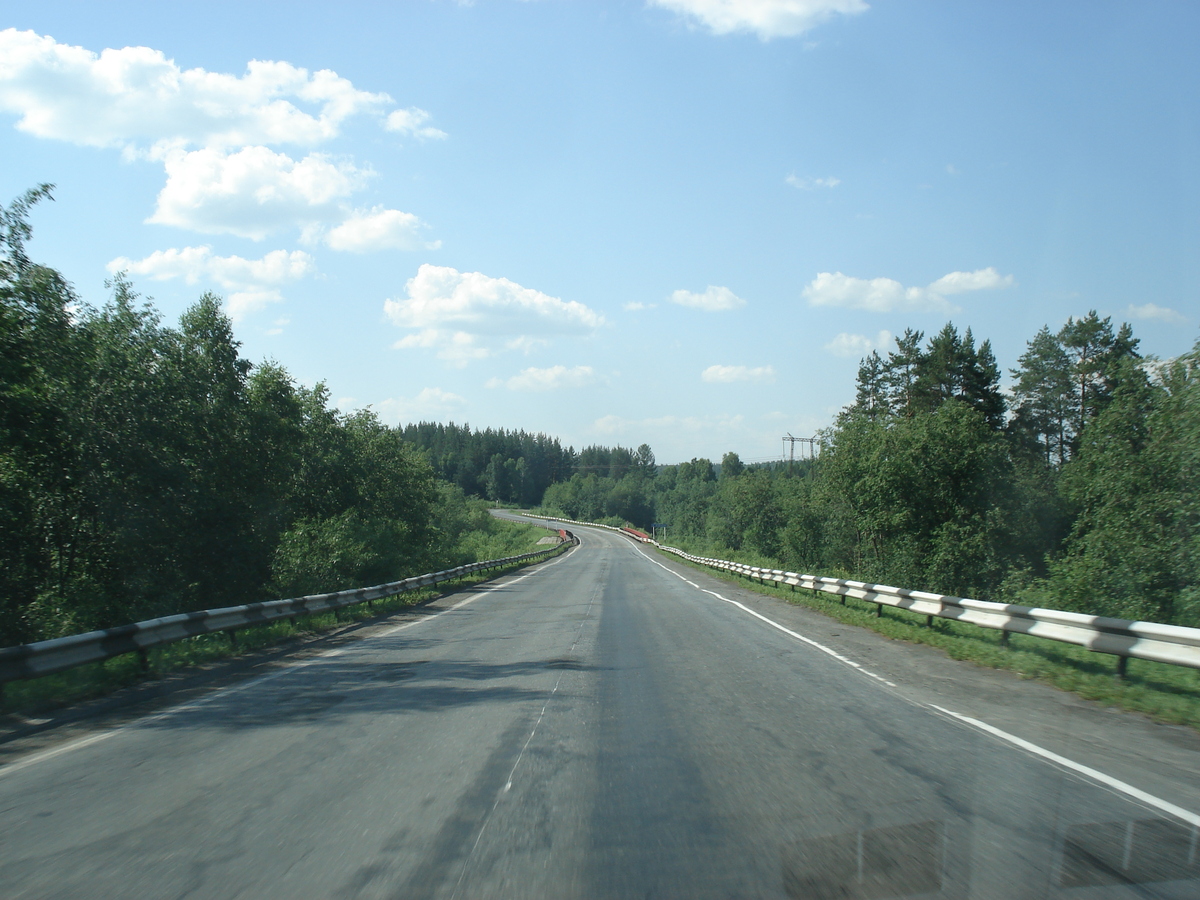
[627,536,1200,830]
[0,547,574,779]
[930,704,1200,829]
[632,544,897,687]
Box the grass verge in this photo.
[657,548,1200,731]
[2,536,566,719]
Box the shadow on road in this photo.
[136,655,598,731]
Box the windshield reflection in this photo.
[783,816,1198,899]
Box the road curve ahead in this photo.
[1,521,1198,898]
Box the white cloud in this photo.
[0,31,440,251]
[266,315,291,336]
[224,289,286,319]
[0,29,390,154]
[803,272,932,312]
[146,146,434,249]
[385,265,604,364]
[108,245,316,287]
[650,0,869,40]
[393,328,491,365]
[325,206,439,252]
[701,364,776,383]
[593,412,746,437]
[824,329,893,357]
[802,268,1013,313]
[927,267,1013,295]
[107,245,316,320]
[624,301,655,311]
[376,387,466,423]
[1126,302,1188,324]
[669,285,745,311]
[786,174,840,190]
[148,146,368,238]
[384,107,447,141]
[493,365,598,391]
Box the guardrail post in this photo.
[925,615,934,628]
[875,603,883,618]
[999,630,1009,647]
[1116,656,1128,680]
[137,647,150,673]
[227,629,238,650]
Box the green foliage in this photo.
[665,551,1200,730]
[4,187,1198,658]
[533,317,1198,629]
[4,511,556,716]
[1044,348,1200,623]
[271,511,422,598]
[400,421,574,505]
[0,191,481,647]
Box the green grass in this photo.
[2,530,567,719]
[657,547,1200,731]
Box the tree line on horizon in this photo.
[399,420,658,508]
[4,184,1197,642]
[537,318,1200,628]
[0,188,528,647]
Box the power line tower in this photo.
[782,433,818,472]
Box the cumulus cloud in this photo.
[701,364,776,383]
[0,30,440,251]
[1126,303,1188,324]
[107,245,316,320]
[650,0,869,40]
[927,267,1013,295]
[325,206,439,252]
[376,387,466,424]
[491,365,598,391]
[0,28,389,154]
[786,174,840,190]
[145,146,433,248]
[803,267,1013,313]
[385,265,604,364]
[624,301,655,311]
[593,412,746,437]
[384,107,447,141]
[669,285,745,311]
[108,245,316,287]
[824,329,893,357]
[148,146,365,238]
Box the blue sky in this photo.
[2,1,1197,463]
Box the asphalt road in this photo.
[1,521,1198,898]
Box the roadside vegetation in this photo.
[656,534,1200,729]
[0,187,551,652]
[4,184,1198,722]
[2,522,553,718]
[536,323,1200,632]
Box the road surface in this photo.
[1,519,1198,898]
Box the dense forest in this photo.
[5,183,1198,644]
[400,420,654,508]
[0,188,520,647]
[539,322,1200,628]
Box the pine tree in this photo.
[1010,326,1074,466]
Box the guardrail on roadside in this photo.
[0,537,577,687]
[522,513,1200,675]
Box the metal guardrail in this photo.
[0,538,576,685]
[525,514,1200,674]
